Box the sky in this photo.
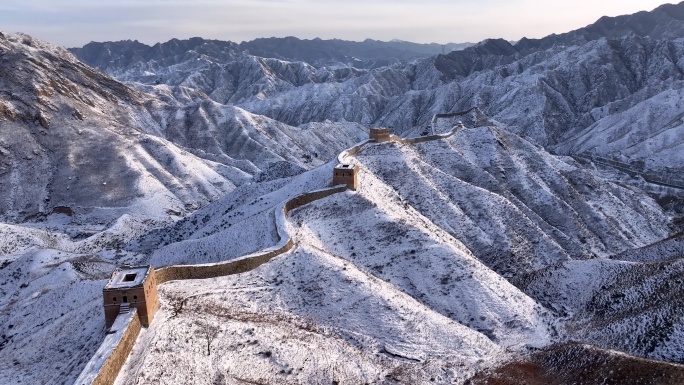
[0,0,673,48]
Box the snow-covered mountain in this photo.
[109,123,679,384]
[234,32,684,177]
[0,32,368,224]
[355,127,669,277]
[0,32,235,226]
[2,2,684,384]
[69,36,472,75]
[69,2,684,179]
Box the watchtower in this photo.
[369,127,391,143]
[103,265,159,328]
[333,163,359,190]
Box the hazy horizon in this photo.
[0,0,673,48]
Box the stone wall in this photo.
[155,240,294,283]
[155,185,349,284]
[387,123,461,145]
[338,140,371,164]
[340,125,461,159]
[74,309,142,385]
[284,185,348,214]
[430,107,479,134]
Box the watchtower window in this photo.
[113,297,117,302]
[123,273,137,282]
[134,295,138,300]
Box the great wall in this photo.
[74,108,683,384]
[575,154,684,190]
[73,185,350,385]
[73,112,470,385]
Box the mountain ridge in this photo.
[69,36,472,73]
[64,2,684,182]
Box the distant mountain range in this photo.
[69,36,473,72]
[66,1,684,180]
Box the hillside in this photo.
[110,123,677,384]
[0,32,237,227]
[354,127,669,277]
[0,31,368,224]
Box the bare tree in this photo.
[197,319,220,356]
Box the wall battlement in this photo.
[369,127,391,142]
[431,107,480,135]
[74,309,141,385]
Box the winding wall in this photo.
[155,185,349,284]
[337,123,462,164]
[156,121,464,285]
[431,107,480,135]
[577,155,684,190]
[78,124,464,385]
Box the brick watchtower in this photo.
[369,127,391,143]
[103,265,159,328]
[333,163,359,190]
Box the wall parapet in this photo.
[431,107,480,135]
[74,308,141,385]
[575,154,684,190]
[155,185,349,284]
[382,122,462,146]
[338,139,371,164]
[339,122,462,165]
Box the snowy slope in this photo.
[0,120,678,384]
[0,31,368,226]
[612,232,684,263]
[117,246,504,385]
[518,257,684,363]
[354,127,669,276]
[114,164,552,384]
[0,32,237,223]
[111,124,675,383]
[0,31,368,384]
[0,249,112,385]
[286,168,553,346]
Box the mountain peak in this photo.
[514,1,684,53]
